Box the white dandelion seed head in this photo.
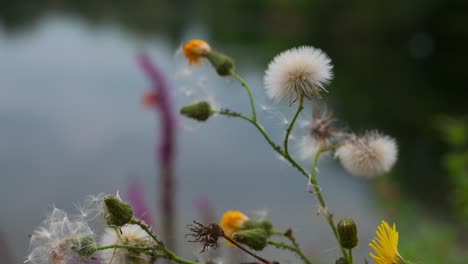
[298,136,321,161]
[99,224,154,263]
[26,208,95,264]
[335,132,398,178]
[264,46,333,103]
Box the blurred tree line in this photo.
[1,0,467,219]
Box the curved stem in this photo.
[231,72,257,122]
[284,96,304,156]
[216,109,310,179]
[267,240,312,264]
[309,143,348,260]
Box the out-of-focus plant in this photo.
[436,116,468,221]
[138,54,178,251]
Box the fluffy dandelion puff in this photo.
[335,132,398,177]
[264,46,333,103]
[99,224,154,263]
[26,208,95,264]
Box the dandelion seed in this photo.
[264,46,333,104]
[26,208,95,264]
[335,131,398,177]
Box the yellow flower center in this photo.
[183,40,212,66]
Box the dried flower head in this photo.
[310,106,337,140]
[26,208,95,264]
[335,132,398,177]
[99,224,154,264]
[186,221,224,253]
[183,40,212,66]
[264,46,333,104]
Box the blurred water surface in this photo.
[0,15,385,263]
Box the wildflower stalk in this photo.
[219,72,348,261]
[266,240,311,264]
[349,249,353,264]
[129,218,199,264]
[310,141,349,261]
[137,53,177,251]
[231,72,257,122]
[284,95,304,156]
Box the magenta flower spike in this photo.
[136,53,177,250]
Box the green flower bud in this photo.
[180,101,213,121]
[70,236,96,256]
[104,195,134,226]
[205,51,235,76]
[337,218,358,249]
[242,219,274,235]
[233,228,268,251]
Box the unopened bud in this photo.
[242,219,273,235]
[205,51,235,76]
[337,218,358,249]
[70,236,96,256]
[232,228,268,251]
[104,195,134,226]
[180,101,213,121]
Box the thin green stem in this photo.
[349,249,353,264]
[284,96,304,157]
[309,143,348,260]
[130,218,199,264]
[215,109,310,179]
[231,72,257,121]
[267,240,311,264]
[94,244,156,252]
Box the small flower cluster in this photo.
[179,39,414,264]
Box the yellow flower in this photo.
[220,211,248,245]
[183,40,212,66]
[369,221,405,264]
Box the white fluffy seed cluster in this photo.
[335,132,398,177]
[264,46,333,103]
[99,224,153,263]
[25,208,95,264]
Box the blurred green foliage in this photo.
[436,116,468,222]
